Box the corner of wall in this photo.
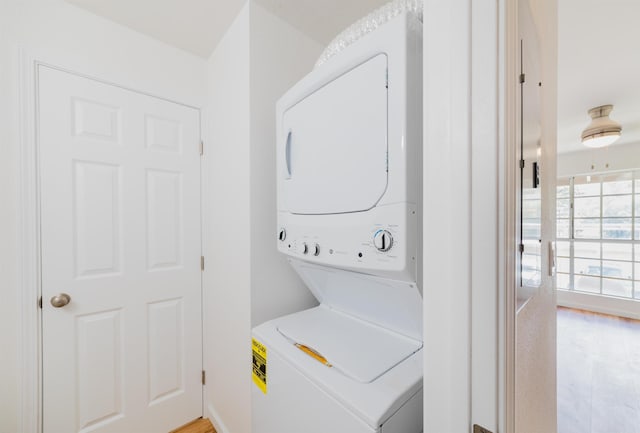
[201,6,325,429]
[247,3,321,327]
[206,402,233,433]
[202,4,252,433]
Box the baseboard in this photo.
[206,403,231,433]
[557,290,640,320]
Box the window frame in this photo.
[557,170,639,300]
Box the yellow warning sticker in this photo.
[252,338,267,394]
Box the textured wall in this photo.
[515,0,558,431]
[516,290,558,433]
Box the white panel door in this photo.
[39,66,202,433]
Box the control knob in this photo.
[297,242,308,255]
[373,230,393,252]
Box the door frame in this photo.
[422,0,519,431]
[423,0,556,430]
[17,52,204,433]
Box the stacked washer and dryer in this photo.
[251,9,423,433]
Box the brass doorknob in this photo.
[50,293,71,308]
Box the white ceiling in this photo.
[66,0,640,155]
[253,0,389,45]
[65,0,247,57]
[557,0,640,154]
[65,0,387,58]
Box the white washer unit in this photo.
[252,12,423,433]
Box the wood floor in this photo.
[557,307,640,433]
[170,418,217,433]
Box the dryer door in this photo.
[281,54,388,215]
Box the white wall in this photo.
[0,1,207,431]
[249,2,321,327]
[558,141,640,177]
[0,3,19,430]
[202,5,251,433]
[202,3,320,432]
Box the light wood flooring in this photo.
[170,418,216,433]
[558,307,640,433]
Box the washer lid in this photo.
[276,306,422,384]
[290,260,423,341]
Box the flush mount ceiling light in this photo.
[581,104,622,148]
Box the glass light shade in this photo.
[582,132,621,148]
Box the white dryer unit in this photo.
[252,12,423,433]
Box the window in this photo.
[557,170,640,300]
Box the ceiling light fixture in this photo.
[581,104,622,148]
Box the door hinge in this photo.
[38,296,42,309]
[518,243,524,254]
[202,370,206,385]
[473,425,493,433]
[519,73,525,84]
[199,140,204,156]
[200,256,205,271]
[519,159,525,169]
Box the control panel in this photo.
[293,240,321,257]
[276,203,417,281]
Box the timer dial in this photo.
[373,230,393,252]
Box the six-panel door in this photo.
[39,66,202,433]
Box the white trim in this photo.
[422,0,472,431]
[501,0,519,430]
[35,61,200,110]
[423,0,516,431]
[471,0,500,430]
[557,290,640,320]
[17,48,41,433]
[206,403,231,433]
